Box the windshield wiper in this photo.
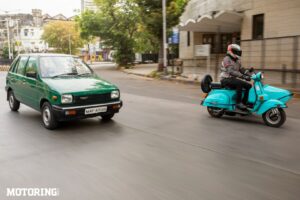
[52,73,78,78]
[77,73,92,77]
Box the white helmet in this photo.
[227,44,242,60]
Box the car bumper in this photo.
[52,101,123,122]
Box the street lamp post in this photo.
[0,19,11,59]
[15,19,20,54]
[69,34,72,55]
[2,18,13,60]
[162,0,168,74]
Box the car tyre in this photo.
[207,107,224,118]
[8,90,20,112]
[42,102,59,130]
[262,108,286,128]
[101,114,115,121]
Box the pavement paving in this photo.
[0,64,300,200]
[123,64,300,95]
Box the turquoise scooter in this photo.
[201,71,294,127]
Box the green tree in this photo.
[134,24,159,53]
[1,44,17,59]
[78,0,142,66]
[42,21,83,54]
[136,0,188,71]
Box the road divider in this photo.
[0,65,9,71]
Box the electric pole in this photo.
[6,18,12,59]
[162,0,168,74]
[69,34,72,55]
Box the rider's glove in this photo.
[242,75,251,81]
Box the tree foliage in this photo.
[137,0,186,39]
[42,21,83,54]
[78,0,143,66]
[1,45,17,59]
[77,0,187,67]
[136,0,188,70]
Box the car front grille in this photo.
[73,93,115,106]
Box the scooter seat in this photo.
[211,82,223,89]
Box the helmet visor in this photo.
[232,49,242,57]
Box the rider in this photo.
[220,44,252,110]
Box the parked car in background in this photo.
[5,54,122,130]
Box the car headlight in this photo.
[111,90,120,99]
[61,94,73,104]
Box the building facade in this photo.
[0,9,74,56]
[20,26,47,52]
[179,0,300,71]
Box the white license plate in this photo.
[85,106,107,115]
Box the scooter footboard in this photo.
[257,99,287,115]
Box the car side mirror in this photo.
[26,72,37,79]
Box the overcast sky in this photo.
[0,0,81,17]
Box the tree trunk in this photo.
[157,40,164,72]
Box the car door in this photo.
[22,56,41,109]
[12,56,29,102]
[6,56,20,90]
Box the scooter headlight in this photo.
[261,73,264,79]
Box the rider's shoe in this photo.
[236,103,248,111]
[246,103,254,109]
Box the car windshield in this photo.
[40,56,92,78]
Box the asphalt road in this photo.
[0,63,300,200]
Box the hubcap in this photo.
[43,107,51,126]
[266,108,281,125]
[9,94,14,108]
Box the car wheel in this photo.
[262,108,286,128]
[8,90,20,112]
[101,114,115,121]
[42,102,59,130]
[207,107,224,118]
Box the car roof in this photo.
[18,53,78,57]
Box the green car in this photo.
[5,54,122,130]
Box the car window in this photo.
[16,56,29,75]
[40,56,92,78]
[25,57,38,75]
[9,57,20,72]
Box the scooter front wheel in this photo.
[207,107,224,118]
[262,108,286,128]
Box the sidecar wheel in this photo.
[262,108,286,128]
[207,107,224,118]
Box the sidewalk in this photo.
[123,64,300,96]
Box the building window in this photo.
[187,31,190,46]
[220,34,231,53]
[203,34,215,53]
[24,29,29,37]
[253,14,264,40]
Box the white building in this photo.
[19,26,47,52]
[179,0,300,71]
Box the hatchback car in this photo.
[5,54,122,129]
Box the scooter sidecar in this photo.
[201,75,237,112]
